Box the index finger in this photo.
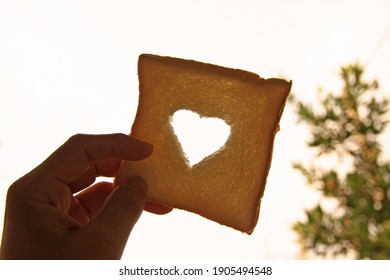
[37,133,152,188]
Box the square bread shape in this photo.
[116,54,291,234]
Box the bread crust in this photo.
[116,54,291,234]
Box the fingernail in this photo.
[128,177,148,198]
[143,141,153,152]
[138,141,153,157]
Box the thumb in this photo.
[83,177,148,259]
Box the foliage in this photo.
[291,63,390,259]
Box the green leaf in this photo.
[292,63,390,259]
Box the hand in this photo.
[0,133,172,259]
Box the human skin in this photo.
[0,133,172,259]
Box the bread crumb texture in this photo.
[116,54,292,234]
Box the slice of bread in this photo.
[116,54,291,234]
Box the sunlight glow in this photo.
[171,110,231,167]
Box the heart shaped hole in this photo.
[171,110,231,167]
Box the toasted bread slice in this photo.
[116,54,291,233]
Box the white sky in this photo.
[1,0,390,259]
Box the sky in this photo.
[1,0,390,259]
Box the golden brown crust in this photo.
[116,54,291,233]
[139,54,263,82]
